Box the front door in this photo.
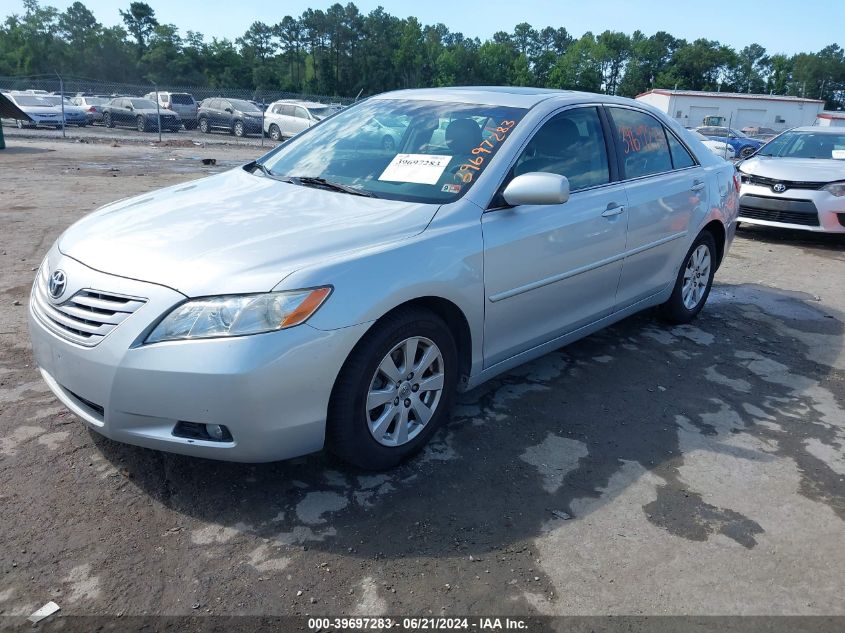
[482,106,628,367]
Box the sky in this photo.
[1,0,842,56]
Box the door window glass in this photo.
[666,132,696,169]
[512,106,610,191]
[609,108,674,179]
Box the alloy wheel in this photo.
[682,244,711,310]
[366,336,445,447]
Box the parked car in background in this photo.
[263,100,338,140]
[691,130,735,160]
[737,127,845,233]
[197,98,263,137]
[28,87,738,469]
[695,126,764,158]
[102,97,182,132]
[70,95,110,125]
[143,91,197,129]
[741,126,780,142]
[38,95,89,126]
[3,92,64,128]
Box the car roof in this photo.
[271,99,328,107]
[372,86,639,109]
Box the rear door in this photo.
[482,105,629,366]
[292,106,311,135]
[605,106,705,310]
[115,99,131,126]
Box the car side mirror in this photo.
[502,172,570,206]
[225,108,233,113]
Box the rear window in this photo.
[130,99,157,109]
[608,107,674,179]
[170,94,194,105]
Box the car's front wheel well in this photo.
[702,220,726,269]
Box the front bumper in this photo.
[738,184,845,233]
[28,249,369,462]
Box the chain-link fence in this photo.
[0,74,356,147]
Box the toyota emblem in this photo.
[48,270,67,299]
[772,183,786,193]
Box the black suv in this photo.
[197,98,263,137]
[102,97,182,132]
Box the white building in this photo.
[816,111,845,127]
[635,89,825,131]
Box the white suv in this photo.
[264,100,338,140]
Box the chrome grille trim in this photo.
[31,268,147,347]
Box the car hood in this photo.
[739,156,845,182]
[58,167,439,297]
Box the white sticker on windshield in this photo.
[832,149,845,160]
[379,154,451,185]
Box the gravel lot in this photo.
[1,138,844,623]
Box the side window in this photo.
[281,105,294,116]
[221,100,231,111]
[512,106,610,191]
[294,106,308,119]
[666,132,696,169]
[608,107,674,179]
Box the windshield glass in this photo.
[130,99,158,109]
[307,107,337,119]
[229,99,261,112]
[261,99,527,203]
[170,94,194,105]
[757,130,845,159]
[12,95,52,107]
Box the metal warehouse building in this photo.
[816,111,845,127]
[635,89,825,131]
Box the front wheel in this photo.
[659,231,717,324]
[136,115,147,132]
[739,145,756,158]
[269,124,282,141]
[327,307,458,470]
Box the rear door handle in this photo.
[601,203,625,218]
[691,179,706,192]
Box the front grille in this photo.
[32,268,146,346]
[741,174,825,191]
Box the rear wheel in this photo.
[233,120,245,137]
[199,117,209,134]
[327,307,458,470]
[104,112,114,128]
[659,231,717,324]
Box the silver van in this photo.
[143,92,197,129]
[264,100,339,140]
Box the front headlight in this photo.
[822,181,845,197]
[145,287,331,344]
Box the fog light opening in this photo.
[172,421,233,443]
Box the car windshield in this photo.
[86,97,108,105]
[170,94,194,105]
[307,107,337,119]
[12,95,52,106]
[260,98,527,204]
[229,99,261,112]
[40,96,70,106]
[756,130,845,159]
[130,99,158,109]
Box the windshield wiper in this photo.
[288,176,379,198]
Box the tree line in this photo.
[1,0,843,108]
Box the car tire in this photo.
[199,117,209,134]
[104,113,114,128]
[327,307,458,470]
[136,116,147,133]
[233,120,245,137]
[739,145,756,158]
[269,124,282,141]
[658,230,717,325]
[382,135,395,151]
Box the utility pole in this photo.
[155,83,162,143]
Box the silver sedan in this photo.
[28,87,739,469]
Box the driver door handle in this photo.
[691,179,706,192]
[601,203,625,218]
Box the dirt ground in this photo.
[1,138,844,624]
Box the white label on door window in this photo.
[379,154,451,184]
